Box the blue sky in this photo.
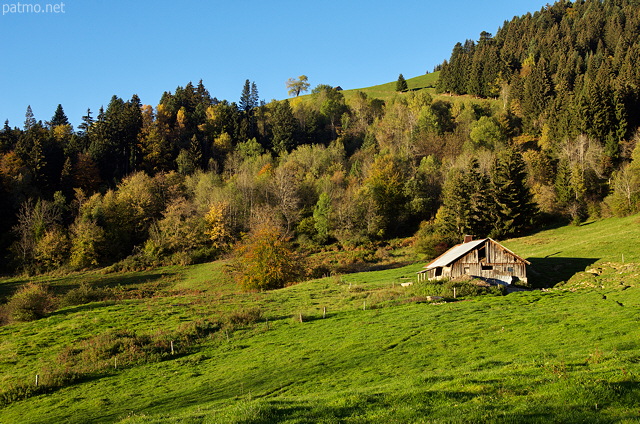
[0,0,547,128]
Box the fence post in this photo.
[323,307,326,319]
[35,375,39,386]
[170,340,175,355]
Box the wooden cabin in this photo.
[417,236,530,285]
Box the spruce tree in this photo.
[239,79,254,112]
[396,74,408,92]
[78,109,94,135]
[50,104,69,127]
[250,82,259,109]
[24,105,36,131]
[437,169,472,239]
[467,160,493,237]
[490,149,537,238]
[270,99,297,154]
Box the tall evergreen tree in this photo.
[270,100,298,154]
[50,104,69,128]
[24,105,36,131]
[250,82,259,109]
[490,149,537,238]
[239,79,255,112]
[396,74,408,92]
[78,109,94,135]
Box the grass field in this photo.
[1,216,640,423]
[340,73,440,102]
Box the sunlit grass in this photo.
[1,215,640,422]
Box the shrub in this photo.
[5,283,55,322]
[60,283,110,307]
[227,307,263,326]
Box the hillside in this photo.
[341,72,440,101]
[1,216,640,422]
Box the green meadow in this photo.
[340,73,440,102]
[1,216,640,423]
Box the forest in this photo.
[1,0,640,278]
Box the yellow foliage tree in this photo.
[233,225,301,291]
[204,201,232,249]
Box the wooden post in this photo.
[299,313,303,323]
[363,301,366,311]
[265,317,269,330]
[453,287,457,299]
[170,340,175,355]
[323,307,326,319]
[35,375,39,386]
[114,357,117,369]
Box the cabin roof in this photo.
[424,238,530,270]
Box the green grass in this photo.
[340,72,440,102]
[1,216,640,423]
[502,214,640,286]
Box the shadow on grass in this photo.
[338,260,416,275]
[527,257,600,288]
[54,271,178,293]
[0,270,179,302]
[48,301,119,317]
[0,279,29,302]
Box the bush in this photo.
[5,283,55,322]
[227,307,263,326]
[60,283,110,307]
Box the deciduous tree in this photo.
[286,75,310,97]
[233,224,301,291]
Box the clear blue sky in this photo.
[0,0,547,128]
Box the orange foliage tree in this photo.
[233,225,301,291]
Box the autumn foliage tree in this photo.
[233,225,301,291]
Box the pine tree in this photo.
[24,105,36,131]
[239,79,255,112]
[0,120,16,153]
[396,74,408,92]
[490,149,537,238]
[78,109,94,135]
[467,160,493,237]
[50,104,69,128]
[436,169,473,239]
[250,82,259,109]
[270,99,298,154]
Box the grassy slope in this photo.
[502,214,640,287]
[289,73,442,107]
[340,73,440,102]
[1,218,640,423]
